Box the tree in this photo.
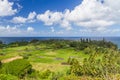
[0,40,3,44]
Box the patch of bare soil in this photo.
[1,56,23,63]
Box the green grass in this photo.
[0,45,94,72]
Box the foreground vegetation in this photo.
[0,38,120,80]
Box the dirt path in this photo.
[1,56,23,63]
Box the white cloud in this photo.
[104,0,120,10]
[12,16,27,23]
[0,0,17,17]
[64,0,116,29]
[12,12,37,23]
[36,0,120,31]
[0,25,36,36]
[60,19,72,30]
[37,10,63,25]
[27,27,34,32]
[8,0,120,35]
[37,10,72,30]
[0,25,20,34]
[76,20,114,28]
[28,12,36,20]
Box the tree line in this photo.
[0,38,118,50]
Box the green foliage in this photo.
[25,71,40,80]
[84,47,91,54]
[0,41,3,44]
[0,52,6,56]
[0,59,33,78]
[30,39,39,44]
[0,74,18,80]
[0,40,6,49]
[62,74,81,80]
[67,57,79,65]
[69,50,120,79]
[0,61,2,68]
[0,39,119,80]
[0,38,118,51]
[22,53,31,59]
[50,72,64,80]
[8,40,28,47]
[39,69,52,79]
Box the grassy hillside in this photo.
[0,39,120,80]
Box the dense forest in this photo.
[0,39,120,80]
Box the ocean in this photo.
[0,37,120,48]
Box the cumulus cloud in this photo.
[0,0,17,17]
[12,16,27,23]
[27,27,34,32]
[0,25,35,36]
[36,0,120,31]
[8,0,120,35]
[37,10,72,30]
[12,12,36,23]
[60,19,72,30]
[65,0,117,29]
[0,25,20,35]
[37,10,63,25]
[28,12,36,20]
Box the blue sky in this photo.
[0,0,120,37]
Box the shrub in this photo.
[22,53,31,59]
[69,50,120,79]
[67,58,79,65]
[39,69,52,79]
[1,59,33,78]
[50,72,64,80]
[84,47,91,54]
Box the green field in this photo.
[0,45,89,72]
[0,39,120,80]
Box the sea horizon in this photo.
[0,37,120,48]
